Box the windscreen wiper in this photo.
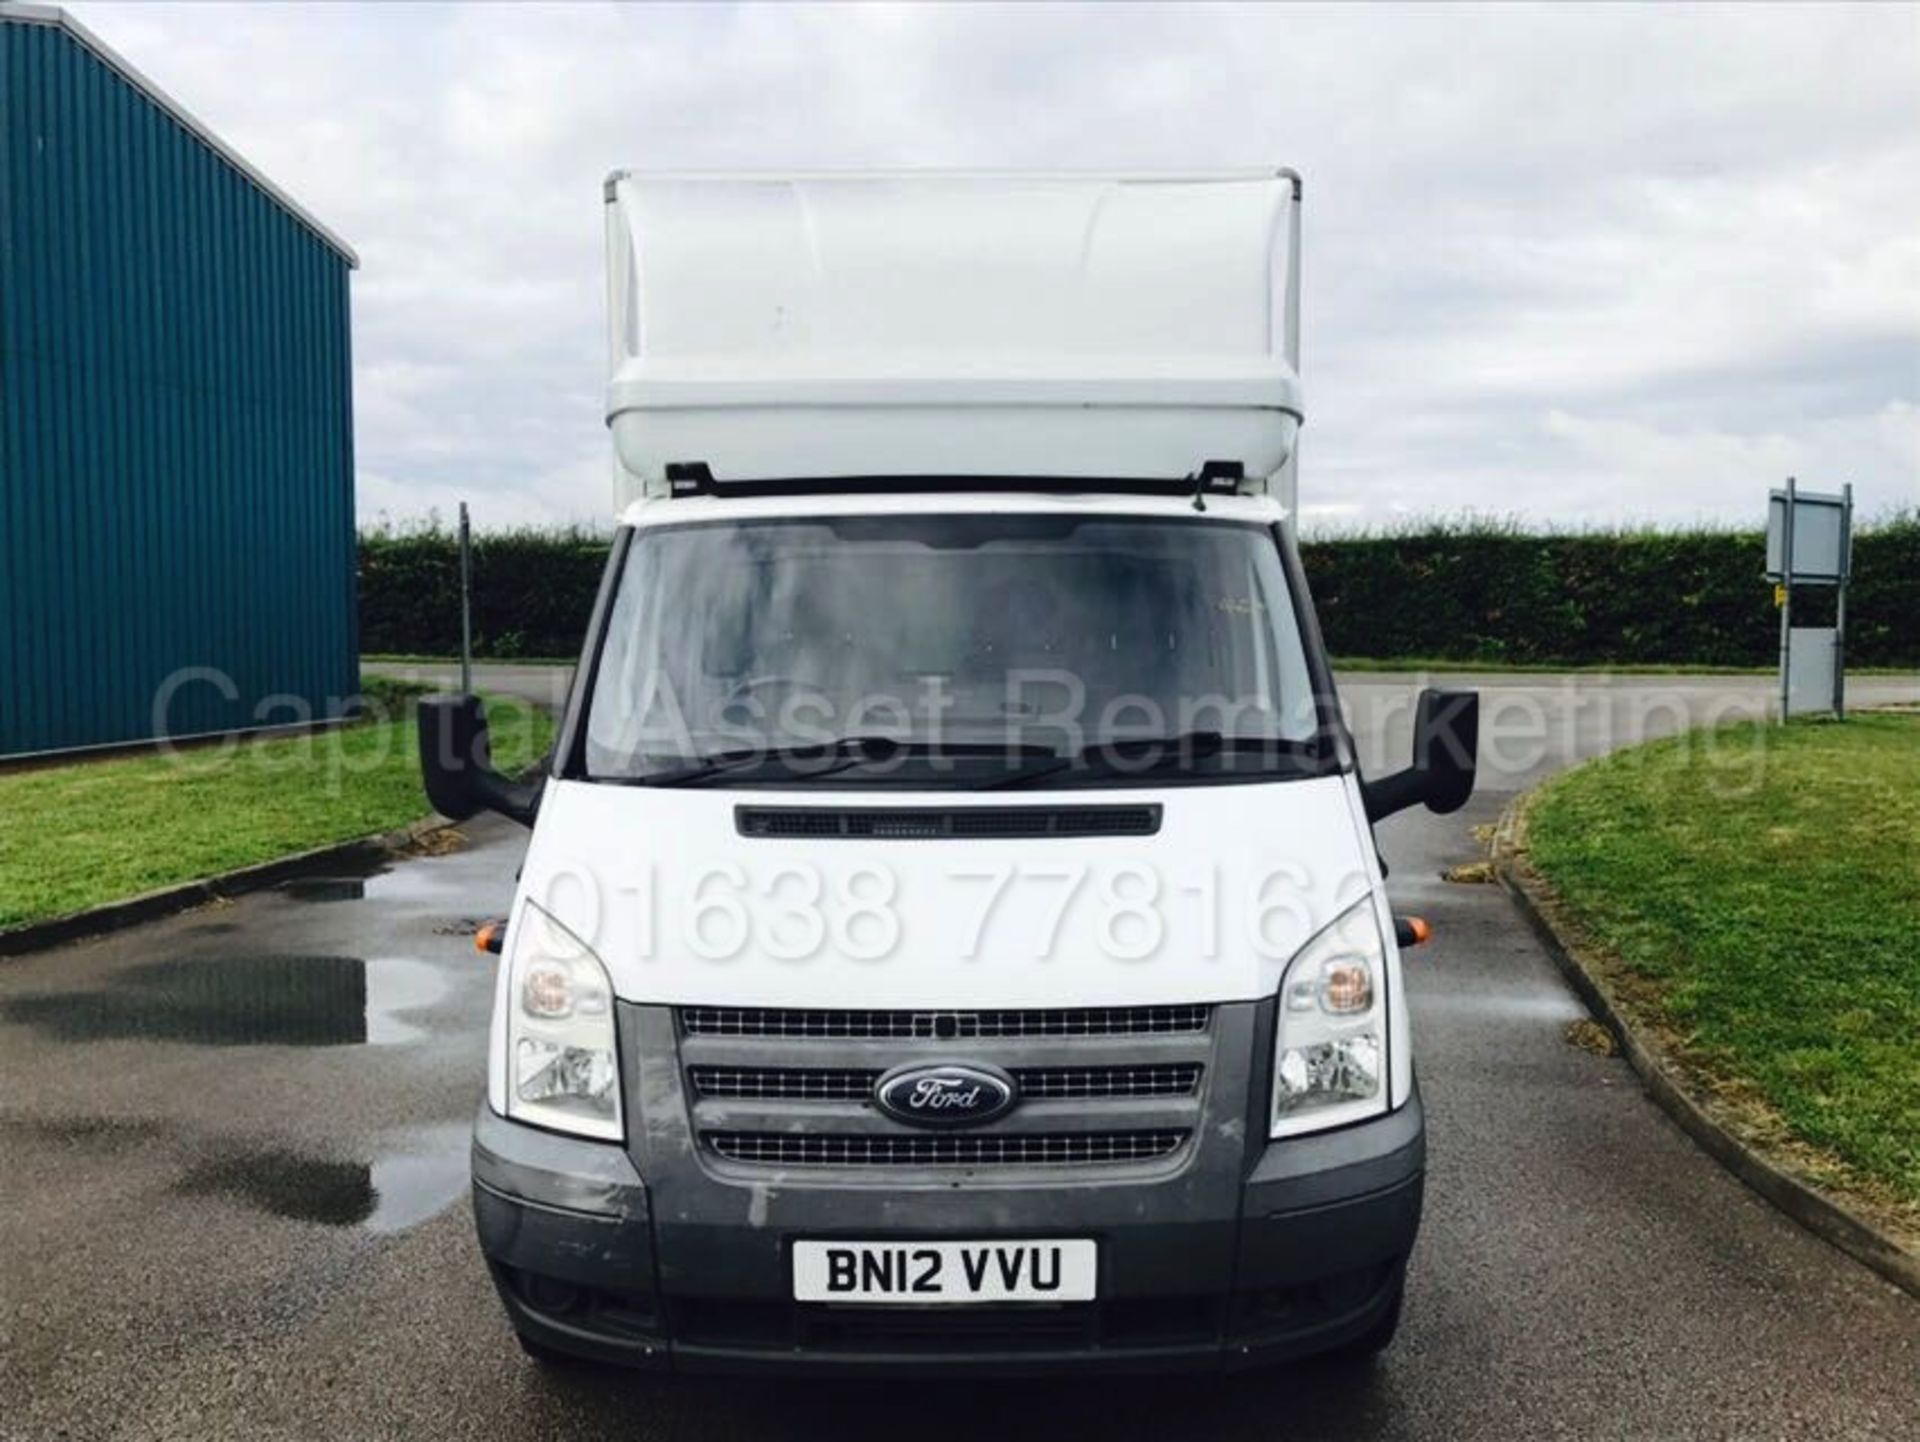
[626,736,1054,788]
[979,731,1317,791]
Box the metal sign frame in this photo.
[1771,478,1854,721]
[1766,484,1850,583]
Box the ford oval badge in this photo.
[874,1062,1018,1129]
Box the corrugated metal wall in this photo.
[1,16,357,756]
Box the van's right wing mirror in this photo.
[1361,688,1479,823]
[417,693,542,828]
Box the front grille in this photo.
[703,1130,1189,1168]
[680,1004,1212,1041]
[689,1063,1202,1102]
[736,805,1162,840]
[677,1003,1219,1175]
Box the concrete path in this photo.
[2,671,1916,1439]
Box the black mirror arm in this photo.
[1361,766,1427,824]
[475,769,543,829]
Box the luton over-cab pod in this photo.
[603,170,1304,506]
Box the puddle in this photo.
[177,1150,378,1226]
[6,1113,470,1234]
[364,1123,474,1231]
[362,959,448,1044]
[278,876,369,902]
[0,954,447,1047]
[172,1122,469,1233]
[361,859,488,908]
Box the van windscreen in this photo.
[581,513,1331,788]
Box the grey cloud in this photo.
[74,1,1920,530]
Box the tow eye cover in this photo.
[874,1062,1018,1129]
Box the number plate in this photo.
[793,1239,1097,1304]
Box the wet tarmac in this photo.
[1,673,1916,1440]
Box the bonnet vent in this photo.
[734,805,1162,840]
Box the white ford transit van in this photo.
[421,170,1478,1374]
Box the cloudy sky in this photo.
[72,1,1920,531]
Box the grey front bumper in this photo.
[472,1089,1424,1376]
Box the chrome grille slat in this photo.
[703,1130,1189,1168]
[692,1067,874,1101]
[680,1005,1212,1040]
[1016,1063,1203,1099]
[690,1063,1202,1102]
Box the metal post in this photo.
[1834,482,1852,719]
[458,501,473,696]
[1777,476,1795,724]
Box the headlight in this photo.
[505,900,623,1141]
[1271,894,1389,1138]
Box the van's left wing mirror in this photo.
[1361,688,1479,823]
[418,693,542,829]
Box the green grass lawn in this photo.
[0,683,553,931]
[1527,713,1920,1214]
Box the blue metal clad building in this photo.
[1,3,358,757]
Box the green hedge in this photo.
[359,515,1919,668]
[1301,517,1917,667]
[358,527,610,660]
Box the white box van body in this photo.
[421,171,1477,1374]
